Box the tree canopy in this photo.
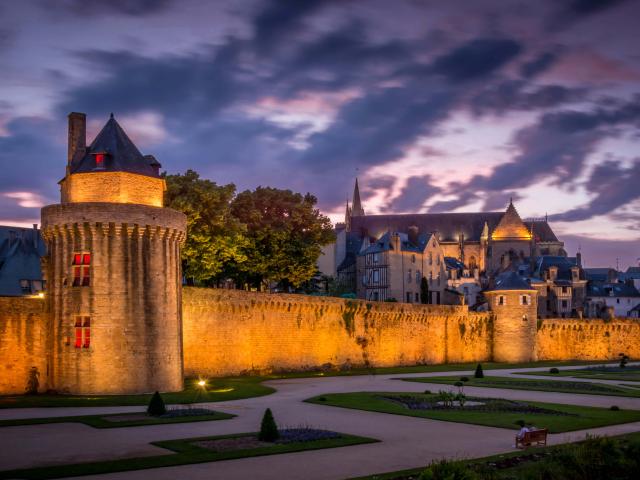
[164,171,335,289]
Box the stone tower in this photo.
[41,113,187,394]
[485,271,538,363]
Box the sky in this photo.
[0,0,639,269]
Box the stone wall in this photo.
[0,297,47,394]
[60,172,165,207]
[182,287,494,377]
[536,318,640,360]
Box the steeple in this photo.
[351,178,365,217]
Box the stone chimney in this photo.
[67,112,86,166]
[576,251,582,267]
[408,225,419,246]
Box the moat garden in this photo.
[1,360,639,480]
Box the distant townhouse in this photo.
[0,224,46,296]
[585,281,640,318]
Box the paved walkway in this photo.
[1,364,639,479]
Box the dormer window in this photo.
[93,152,107,170]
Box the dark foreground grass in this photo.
[306,392,640,433]
[0,431,377,480]
[349,431,640,480]
[0,360,613,409]
[0,376,274,409]
[401,375,640,397]
[0,410,234,428]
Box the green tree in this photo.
[164,170,249,285]
[420,277,430,304]
[231,187,335,289]
[474,363,484,379]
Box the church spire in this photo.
[351,178,365,217]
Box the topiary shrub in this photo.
[610,405,620,411]
[424,389,432,394]
[454,381,464,387]
[619,353,629,369]
[258,408,279,442]
[474,363,484,379]
[25,367,40,395]
[549,367,560,374]
[147,391,166,417]
[460,376,469,382]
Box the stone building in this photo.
[356,230,446,303]
[333,180,564,301]
[40,112,186,394]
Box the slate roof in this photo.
[486,271,535,291]
[350,212,559,244]
[587,282,640,298]
[623,267,640,279]
[337,231,364,271]
[0,225,46,296]
[70,115,161,178]
[444,256,465,271]
[533,256,584,281]
[359,231,435,255]
[584,268,618,282]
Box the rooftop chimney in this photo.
[68,112,86,166]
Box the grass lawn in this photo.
[348,431,640,480]
[0,409,234,428]
[0,431,377,480]
[400,375,640,397]
[273,359,611,379]
[519,366,640,382]
[0,360,614,409]
[0,376,274,409]
[306,392,640,433]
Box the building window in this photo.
[95,153,105,168]
[429,253,433,265]
[406,292,412,303]
[437,255,440,266]
[415,292,419,302]
[72,252,91,287]
[468,256,477,270]
[373,253,379,264]
[416,270,421,283]
[20,279,31,294]
[561,300,568,309]
[616,298,620,304]
[411,254,416,264]
[74,316,91,349]
[373,269,380,283]
[407,269,412,283]
[497,295,506,306]
[520,295,530,306]
[562,286,568,294]
[373,291,379,301]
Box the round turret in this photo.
[41,113,186,394]
[485,271,538,363]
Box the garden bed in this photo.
[307,392,640,432]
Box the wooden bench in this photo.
[515,428,548,449]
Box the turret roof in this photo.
[70,114,160,178]
[486,271,535,291]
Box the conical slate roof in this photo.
[70,114,160,178]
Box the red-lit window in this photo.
[95,153,105,168]
[74,316,91,349]
[72,252,91,287]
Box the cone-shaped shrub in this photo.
[258,408,279,442]
[147,391,167,416]
[474,363,484,379]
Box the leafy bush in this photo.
[460,376,469,382]
[147,391,167,416]
[474,364,484,379]
[424,389,432,394]
[610,405,620,411]
[419,459,478,480]
[258,408,279,442]
[454,381,464,387]
[550,367,560,374]
[619,353,629,369]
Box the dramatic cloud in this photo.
[1,0,639,266]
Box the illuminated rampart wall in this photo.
[0,297,48,394]
[182,288,494,376]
